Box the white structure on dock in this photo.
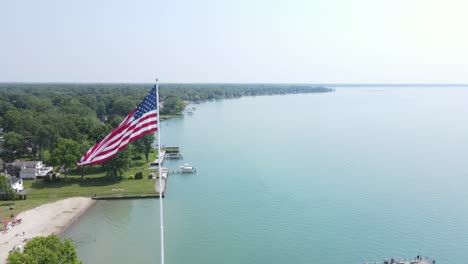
[150,151,166,168]
[163,147,183,159]
[180,164,196,173]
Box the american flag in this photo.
[77,86,158,166]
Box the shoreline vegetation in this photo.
[0,83,334,212]
[0,84,332,206]
[0,84,335,260]
[0,151,159,218]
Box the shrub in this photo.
[8,234,81,264]
[0,176,18,201]
[134,172,143,180]
[44,175,52,183]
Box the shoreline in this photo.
[0,197,95,264]
[57,199,97,237]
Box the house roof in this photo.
[163,147,180,152]
[10,177,22,184]
[11,161,41,168]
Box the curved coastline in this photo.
[0,197,95,264]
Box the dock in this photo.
[150,151,165,167]
[168,168,196,174]
[147,146,196,198]
[162,146,183,159]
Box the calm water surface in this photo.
[64,87,468,263]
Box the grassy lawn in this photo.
[0,151,161,218]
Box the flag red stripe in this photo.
[78,114,157,165]
[80,111,136,162]
[79,127,158,166]
[101,113,157,151]
[77,86,159,167]
[91,119,157,158]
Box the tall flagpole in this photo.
[156,78,165,264]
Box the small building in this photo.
[9,160,53,179]
[163,147,183,159]
[9,176,24,192]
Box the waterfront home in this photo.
[8,160,53,179]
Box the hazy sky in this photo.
[1,0,468,83]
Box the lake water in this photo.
[63,87,468,263]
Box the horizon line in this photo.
[1,82,468,87]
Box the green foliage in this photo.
[44,173,61,183]
[132,134,155,162]
[43,175,52,183]
[35,125,58,160]
[0,175,17,201]
[88,123,112,144]
[2,131,25,162]
[134,171,143,179]
[161,95,185,115]
[50,138,82,178]
[102,148,131,178]
[0,83,333,164]
[159,83,334,102]
[7,234,81,264]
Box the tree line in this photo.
[0,83,333,177]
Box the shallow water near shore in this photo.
[64,87,468,263]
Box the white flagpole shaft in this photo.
[156,79,165,264]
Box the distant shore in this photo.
[0,197,95,264]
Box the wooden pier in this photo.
[147,146,196,198]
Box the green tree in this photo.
[7,234,81,264]
[88,123,112,143]
[0,175,17,201]
[35,125,58,160]
[79,140,92,180]
[50,138,81,178]
[102,148,131,179]
[161,95,185,114]
[2,132,25,162]
[109,97,136,116]
[132,134,155,162]
[2,109,22,133]
[109,116,124,128]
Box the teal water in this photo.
[64,87,468,263]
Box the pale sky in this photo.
[1,0,468,83]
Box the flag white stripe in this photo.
[87,122,157,163]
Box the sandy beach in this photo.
[0,197,95,264]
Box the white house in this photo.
[9,176,24,192]
[11,161,53,179]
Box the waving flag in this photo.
[78,86,158,166]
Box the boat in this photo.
[179,164,196,173]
